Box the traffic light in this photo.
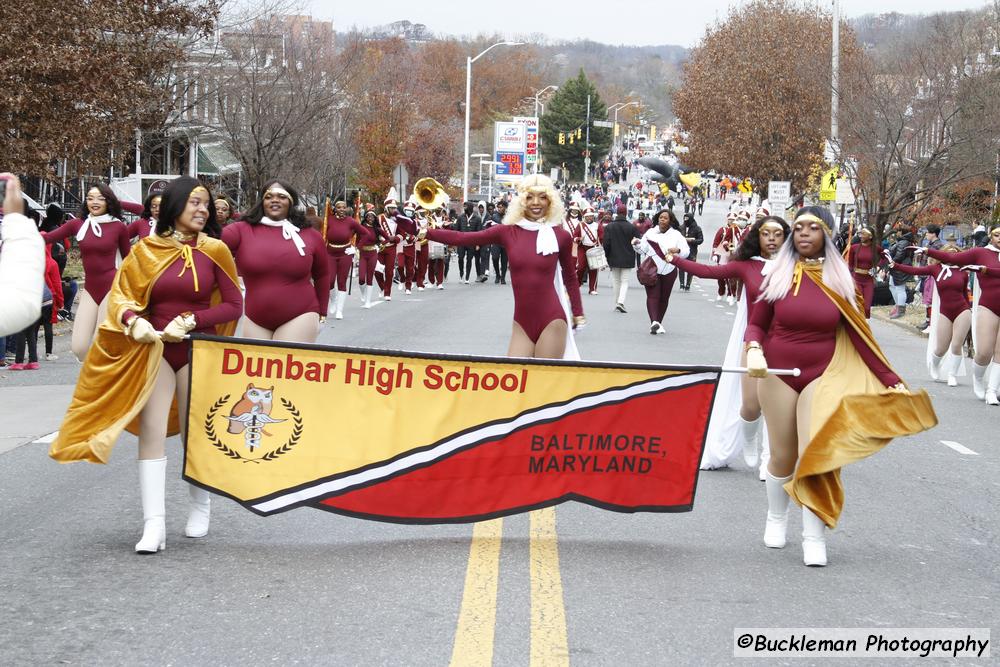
[558,132,565,145]
[569,133,574,144]
[650,125,657,141]
[576,128,582,140]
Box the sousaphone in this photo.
[413,177,449,211]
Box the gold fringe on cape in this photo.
[49,233,239,464]
[785,269,938,528]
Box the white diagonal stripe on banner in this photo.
[250,371,718,514]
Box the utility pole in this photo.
[584,94,591,184]
[831,0,840,158]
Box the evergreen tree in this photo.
[539,70,612,181]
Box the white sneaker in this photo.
[438,284,444,290]
[987,390,999,406]
[405,289,412,295]
[715,295,723,302]
[649,321,658,335]
[727,295,735,305]
[655,322,666,334]
[385,295,392,301]
[417,286,424,291]
[46,353,59,361]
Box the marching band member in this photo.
[744,207,934,566]
[632,209,688,335]
[849,226,878,317]
[323,199,369,319]
[125,193,161,240]
[711,210,743,305]
[426,208,449,289]
[49,177,242,553]
[399,198,420,294]
[885,244,971,386]
[916,226,1000,404]
[421,174,585,359]
[42,183,132,360]
[667,215,790,473]
[575,206,603,294]
[222,180,330,343]
[375,198,402,301]
[414,206,432,290]
[358,210,382,307]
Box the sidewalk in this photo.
[0,384,74,454]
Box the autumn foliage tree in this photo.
[673,0,862,191]
[0,0,218,177]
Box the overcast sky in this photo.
[303,0,993,47]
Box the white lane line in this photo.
[940,440,979,456]
[33,431,59,444]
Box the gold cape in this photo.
[786,267,938,527]
[50,233,240,464]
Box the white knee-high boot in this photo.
[801,506,828,567]
[335,291,347,320]
[972,362,989,400]
[945,353,963,387]
[986,363,1000,406]
[927,353,944,382]
[326,289,341,315]
[185,484,211,538]
[362,285,372,309]
[739,415,761,467]
[764,470,793,548]
[136,457,167,554]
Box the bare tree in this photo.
[839,7,1000,237]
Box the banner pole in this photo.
[721,366,801,377]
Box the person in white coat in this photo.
[0,175,44,336]
[632,208,689,334]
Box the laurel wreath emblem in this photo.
[204,395,303,464]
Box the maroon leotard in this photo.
[42,218,131,302]
[126,239,243,371]
[427,225,584,341]
[326,215,371,291]
[926,246,1000,317]
[745,276,901,392]
[222,221,330,330]
[891,262,970,322]
[849,243,877,316]
[670,257,767,315]
[127,218,156,240]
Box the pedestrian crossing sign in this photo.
[820,167,839,201]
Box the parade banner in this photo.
[183,336,720,524]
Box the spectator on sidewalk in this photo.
[679,212,704,291]
[887,231,914,319]
[603,203,639,313]
[0,174,44,336]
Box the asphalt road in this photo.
[0,194,996,666]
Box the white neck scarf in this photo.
[260,217,306,256]
[516,220,558,255]
[148,217,157,232]
[76,214,114,241]
[937,265,953,282]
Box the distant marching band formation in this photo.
[22,154,999,566]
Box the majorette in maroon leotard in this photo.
[222,221,330,331]
[427,224,584,341]
[927,246,1000,317]
[42,218,131,303]
[891,262,970,322]
[745,274,901,392]
[670,257,767,314]
[125,238,243,371]
[849,243,878,316]
[325,215,372,291]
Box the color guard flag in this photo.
[183,336,720,524]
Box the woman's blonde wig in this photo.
[503,174,565,226]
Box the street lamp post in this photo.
[609,101,639,148]
[463,41,524,204]
[533,85,558,174]
[471,153,489,195]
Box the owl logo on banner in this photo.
[203,385,303,463]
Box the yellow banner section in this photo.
[185,338,681,502]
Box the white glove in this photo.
[161,314,195,343]
[127,317,159,345]
[345,246,356,256]
[746,346,768,378]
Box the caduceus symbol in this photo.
[227,408,287,452]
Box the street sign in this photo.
[768,180,791,211]
[835,178,855,205]
[819,167,839,201]
[593,120,614,128]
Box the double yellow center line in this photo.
[449,508,569,666]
